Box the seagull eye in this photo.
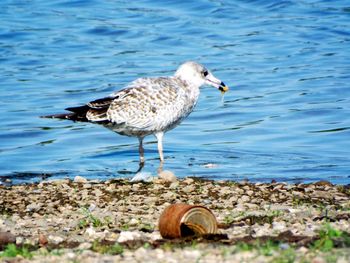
[202,70,209,77]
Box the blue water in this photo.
[1,0,350,185]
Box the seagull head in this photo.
[175,61,229,93]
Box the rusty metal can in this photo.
[158,203,218,239]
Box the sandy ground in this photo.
[0,176,350,262]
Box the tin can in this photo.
[158,203,218,239]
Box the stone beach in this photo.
[0,176,349,262]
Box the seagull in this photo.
[43,61,229,164]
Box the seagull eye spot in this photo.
[202,70,209,77]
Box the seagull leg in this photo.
[138,137,145,164]
[155,132,164,162]
[157,161,164,175]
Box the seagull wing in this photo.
[107,77,179,130]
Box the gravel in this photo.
[0,178,349,262]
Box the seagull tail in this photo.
[41,105,90,122]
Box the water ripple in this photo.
[0,0,349,184]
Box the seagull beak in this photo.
[205,73,229,93]
[218,82,229,93]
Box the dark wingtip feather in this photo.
[42,98,112,123]
[65,105,90,113]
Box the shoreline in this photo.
[1,177,350,262]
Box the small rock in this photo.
[162,192,176,200]
[51,178,70,185]
[149,232,162,241]
[183,249,201,260]
[297,246,308,254]
[183,185,196,193]
[235,203,246,211]
[26,202,42,212]
[66,252,76,260]
[314,181,332,187]
[159,170,177,182]
[39,233,48,246]
[88,203,96,212]
[85,227,96,238]
[203,199,212,205]
[246,190,254,197]
[237,195,250,204]
[0,231,16,247]
[154,248,165,260]
[253,223,271,237]
[291,191,303,198]
[279,243,290,250]
[104,232,119,242]
[312,257,326,263]
[16,236,24,245]
[48,235,64,245]
[169,181,179,189]
[134,247,148,260]
[336,257,349,263]
[74,175,88,183]
[129,218,139,226]
[78,242,92,250]
[132,184,140,190]
[117,231,143,243]
[245,203,259,210]
[183,178,194,185]
[312,190,327,199]
[229,196,238,203]
[272,221,286,231]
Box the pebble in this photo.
[129,218,139,226]
[183,178,194,185]
[298,246,309,254]
[272,221,286,231]
[246,190,254,196]
[182,185,196,193]
[78,242,92,250]
[48,235,64,245]
[117,231,143,243]
[312,257,326,263]
[26,202,43,212]
[39,233,48,246]
[16,236,24,245]
[237,195,250,203]
[169,181,179,189]
[52,179,70,185]
[162,191,176,200]
[183,250,201,260]
[245,203,259,210]
[83,183,92,189]
[85,227,96,238]
[74,175,88,183]
[229,196,238,203]
[134,247,148,260]
[158,170,177,182]
[0,231,16,247]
